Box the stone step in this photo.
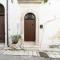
[23,47,40,51]
[2,50,40,56]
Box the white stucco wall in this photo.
[40,0,60,50]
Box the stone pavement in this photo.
[0,55,53,60]
[39,50,60,58]
[0,49,60,59]
[0,54,59,60]
[44,51,60,58]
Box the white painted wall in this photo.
[40,0,60,50]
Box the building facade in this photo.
[0,0,60,50]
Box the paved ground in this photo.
[0,50,60,60]
[0,55,59,60]
[0,47,60,60]
[2,50,40,56]
[0,50,59,60]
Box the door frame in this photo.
[0,3,8,47]
[21,11,39,46]
[24,13,36,42]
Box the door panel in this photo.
[24,13,36,41]
[0,16,5,43]
[0,4,5,43]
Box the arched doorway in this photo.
[0,4,5,43]
[24,13,36,41]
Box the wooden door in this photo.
[24,13,36,41]
[0,4,5,43]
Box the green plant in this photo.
[44,0,48,3]
[11,35,21,44]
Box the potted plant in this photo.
[10,35,21,49]
[12,35,21,44]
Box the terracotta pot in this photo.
[10,44,16,49]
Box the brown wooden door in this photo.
[0,4,5,43]
[24,13,36,41]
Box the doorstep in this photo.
[2,49,40,56]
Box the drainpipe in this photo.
[7,0,9,47]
